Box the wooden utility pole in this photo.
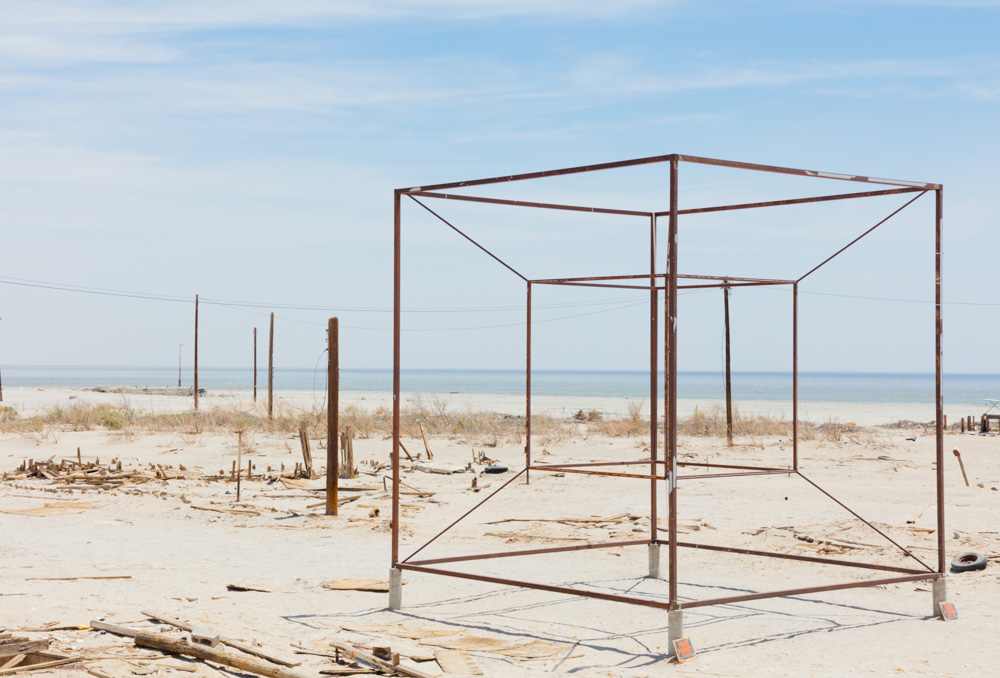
[194,294,199,411]
[177,343,183,387]
[723,283,733,446]
[268,312,274,421]
[253,327,257,402]
[326,317,339,515]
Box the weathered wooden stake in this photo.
[953,448,969,486]
[723,283,733,446]
[267,312,275,421]
[326,317,339,516]
[194,294,199,411]
[236,430,243,502]
[419,422,434,459]
[253,327,257,403]
[340,426,356,479]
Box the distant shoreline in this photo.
[0,385,988,428]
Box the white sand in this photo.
[2,387,998,676]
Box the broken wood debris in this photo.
[140,611,300,668]
[328,641,433,678]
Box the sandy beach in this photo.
[2,387,998,677]
[0,386,983,428]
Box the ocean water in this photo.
[3,365,998,405]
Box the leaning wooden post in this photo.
[268,312,274,421]
[723,282,733,446]
[194,294,199,411]
[326,317,339,515]
[253,327,257,403]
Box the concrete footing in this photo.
[932,577,947,617]
[667,610,683,654]
[388,567,402,610]
[648,543,660,579]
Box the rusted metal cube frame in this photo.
[390,154,945,615]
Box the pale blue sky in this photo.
[1,1,998,377]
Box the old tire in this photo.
[950,551,987,573]
[484,465,508,474]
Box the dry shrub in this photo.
[678,404,808,440]
[590,401,648,438]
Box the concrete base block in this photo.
[648,543,661,579]
[932,577,947,617]
[388,567,402,610]
[667,610,683,654]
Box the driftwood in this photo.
[134,632,309,678]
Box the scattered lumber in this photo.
[190,506,261,517]
[141,611,300,668]
[328,641,433,678]
[0,641,48,659]
[134,632,309,678]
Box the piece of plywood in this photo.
[322,579,402,593]
[421,636,522,652]
[434,650,482,675]
[491,640,568,658]
[1,501,101,517]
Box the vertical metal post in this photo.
[178,343,182,387]
[649,215,659,541]
[723,282,733,446]
[253,328,257,402]
[525,282,532,485]
[268,312,274,421]
[792,282,799,470]
[327,317,339,516]
[194,294,199,411]
[392,191,402,566]
[935,187,945,574]
[667,158,679,608]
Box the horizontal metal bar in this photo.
[531,273,794,284]
[531,280,653,291]
[398,154,678,193]
[676,155,940,190]
[398,565,940,614]
[396,563,674,610]
[407,539,651,567]
[528,466,666,481]
[409,191,651,218]
[656,186,926,217]
[677,469,794,480]
[673,541,930,575]
[677,281,788,290]
[532,460,665,469]
[677,573,940,610]
[677,461,792,471]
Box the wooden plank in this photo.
[89,620,138,638]
[135,632,308,678]
[141,611,299,668]
[434,650,482,675]
[0,657,25,671]
[0,657,80,675]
